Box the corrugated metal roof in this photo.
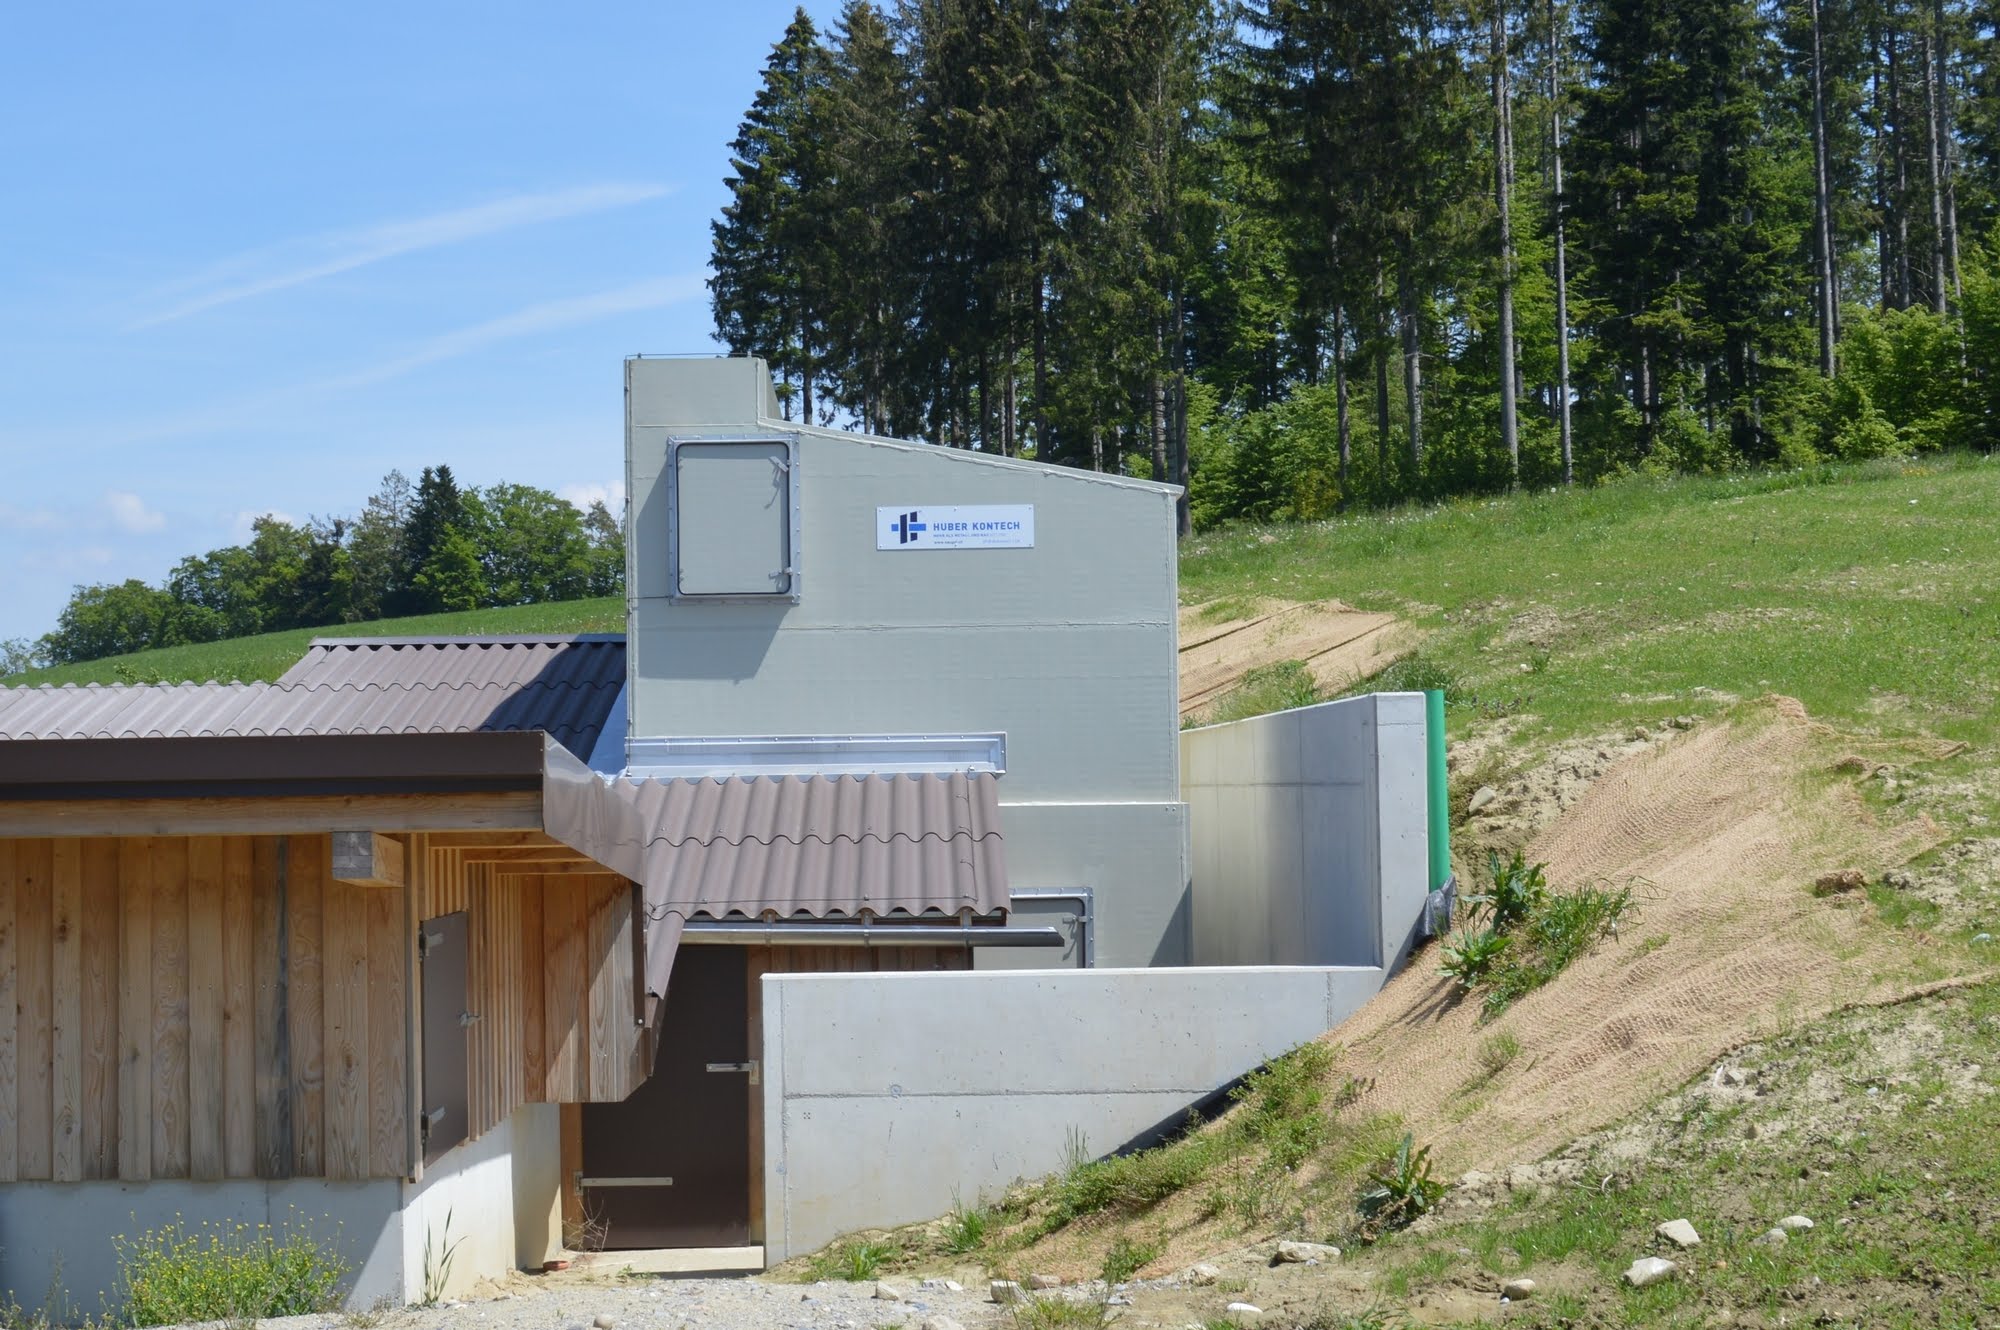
[0,635,625,758]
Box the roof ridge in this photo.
[1,680,271,694]
[304,634,626,649]
[272,678,621,696]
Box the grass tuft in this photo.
[802,1239,899,1282]
[1100,1235,1162,1284]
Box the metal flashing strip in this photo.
[679,921,1061,948]
[624,732,1006,777]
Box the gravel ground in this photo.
[188,1276,1004,1330]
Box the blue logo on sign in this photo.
[892,511,927,544]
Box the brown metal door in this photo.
[580,946,752,1248]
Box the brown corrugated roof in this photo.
[0,635,624,759]
[540,755,1009,1003]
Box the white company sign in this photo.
[877,505,1035,550]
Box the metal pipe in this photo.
[1008,888,1095,968]
[679,922,1066,948]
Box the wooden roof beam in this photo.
[332,831,406,890]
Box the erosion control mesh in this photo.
[1332,697,1957,1174]
[1178,598,1407,717]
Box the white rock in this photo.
[594,1316,616,1330]
[1275,1240,1341,1263]
[1226,1303,1263,1318]
[1501,1277,1537,1300]
[1623,1256,1678,1288]
[1655,1218,1702,1248]
[1777,1215,1815,1232]
[1027,1274,1062,1290]
[873,1281,907,1302]
[1753,1227,1789,1246]
[1468,786,1500,813]
[989,1280,1024,1305]
[1185,1264,1221,1286]
[921,1318,966,1330]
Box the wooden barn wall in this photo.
[0,835,410,1184]
[424,849,644,1149]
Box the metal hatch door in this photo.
[419,911,470,1167]
[579,945,752,1247]
[671,439,796,598]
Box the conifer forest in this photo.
[710,0,2000,531]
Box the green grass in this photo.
[1367,981,2000,1327]
[801,1238,899,1282]
[5,597,624,687]
[1182,453,2000,755]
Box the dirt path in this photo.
[1179,599,1407,718]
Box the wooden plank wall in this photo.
[0,835,409,1182]
[421,852,645,1152]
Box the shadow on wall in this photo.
[0,1179,404,1318]
[1181,692,1431,971]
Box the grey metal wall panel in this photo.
[1181,693,1430,969]
[624,357,1188,971]
[629,624,1176,803]
[983,802,1189,968]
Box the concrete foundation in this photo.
[0,1104,561,1316]
[759,965,1385,1262]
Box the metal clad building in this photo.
[622,357,1191,967]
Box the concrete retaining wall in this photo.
[1181,692,1431,969]
[760,965,1384,1262]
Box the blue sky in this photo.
[0,2,842,644]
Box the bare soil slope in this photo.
[1178,598,1407,718]
[1333,696,1958,1175]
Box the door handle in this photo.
[705,1060,761,1085]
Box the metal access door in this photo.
[419,912,470,1166]
[579,946,753,1247]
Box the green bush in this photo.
[1481,881,1635,1015]
[114,1216,348,1326]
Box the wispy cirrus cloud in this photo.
[130,182,672,328]
[320,274,707,390]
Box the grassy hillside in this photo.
[1187,451,2000,786]
[4,596,623,687]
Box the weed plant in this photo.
[941,1196,991,1254]
[1008,1295,1113,1329]
[1099,1235,1162,1283]
[1024,1043,1360,1241]
[1442,851,1635,1014]
[113,1216,348,1326]
[1354,1134,1446,1237]
[803,1239,899,1282]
